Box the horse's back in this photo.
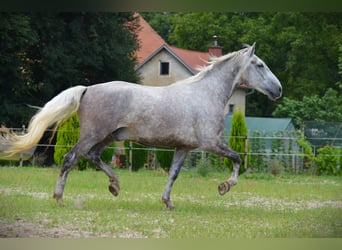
[77,81,202,147]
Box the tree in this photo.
[0,13,140,127]
[272,88,342,128]
[0,13,38,126]
[338,42,342,89]
[149,12,341,116]
[27,12,140,103]
[140,12,175,45]
[224,110,249,174]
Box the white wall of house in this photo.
[225,88,246,116]
[137,50,192,86]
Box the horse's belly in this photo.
[126,125,199,149]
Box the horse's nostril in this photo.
[279,87,282,93]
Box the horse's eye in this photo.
[257,63,264,68]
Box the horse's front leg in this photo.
[162,149,188,209]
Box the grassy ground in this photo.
[0,166,341,238]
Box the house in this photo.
[134,14,246,115]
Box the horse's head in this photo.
[239,43,282,101]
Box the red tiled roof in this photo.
[169,46,209,73]
[135,15,166,65]
[135,14,210,74]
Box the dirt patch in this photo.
[0,219,146,238]
[0,219,92,238]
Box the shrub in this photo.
[54,114,83,169]
[249,130,267,172]
[54,113,115,170]
[206,152,224,171]
[296,133,315,171]
[267,159,284,176]
[314,146,342,176]
[156,148,174,171]
[196,158,213,177]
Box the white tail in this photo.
[1,85,87,156]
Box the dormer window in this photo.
[160,62,170,76]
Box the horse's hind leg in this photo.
[219,145,241,195]
[86,135,120,197]
[53,144,84,203]
[204,141,241,195]
[53,135,106,203]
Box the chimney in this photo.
[208,35,222,57]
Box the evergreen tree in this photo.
[224,110,249,174]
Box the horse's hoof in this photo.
[53,193,64,205]
[162,198,175,210]
[218,182,230,195]
[108,183,120,197]
[165,202,175,210]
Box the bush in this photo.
[207,152,224,171]
[314,146,342,176]
[54,113,115,170]
[54,114,83,169]
[267,159,284,176]
[156,148,174,171]
[196,158,213,177]
[297,133,314,171]
[249,130,267,172]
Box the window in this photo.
[229,104,235,114]
[160,62,170,76]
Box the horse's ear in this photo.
[247,42,256,57]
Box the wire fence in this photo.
[6,127,342,158]
[3,126,342,174]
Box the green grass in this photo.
[0,166,341,238]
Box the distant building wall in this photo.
[137,50,192,86]
[225,88,246,116]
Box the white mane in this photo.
[180,47,248,84]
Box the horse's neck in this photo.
[198,60,241,107]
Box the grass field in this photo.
[0,166,341,238]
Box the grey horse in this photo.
[0,43,282,209]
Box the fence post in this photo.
[19,125,25,167]
[244,135,248,171]
[129,141,133,172]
